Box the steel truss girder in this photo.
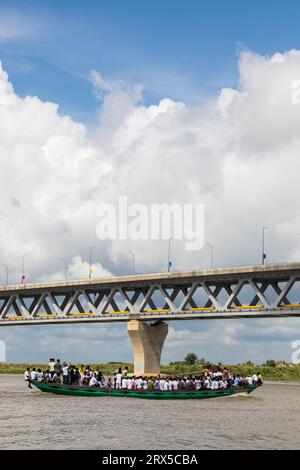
[0,274,300,324]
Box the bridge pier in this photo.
[127,320,168,376]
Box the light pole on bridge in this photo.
[21,254,29,284]
[167,237,174,272]
[207,243,214,269]
[89,246,95,279]
[129,251,135,274]
[61,258,68,281]
[262,226,269,265]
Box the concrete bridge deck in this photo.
[0,262,300,325]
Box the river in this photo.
[0,375,299,450]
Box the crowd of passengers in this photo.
[24,358,263,391]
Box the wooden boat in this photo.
[31,380,259,399]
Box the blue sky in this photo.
[2,0,300,123]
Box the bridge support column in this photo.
[127,320,168,376]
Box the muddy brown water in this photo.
[0,375,299,449]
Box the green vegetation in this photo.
[0,362,133,375]
[1,358,300,381]
[161,360,300,382]
[184,353,198,365]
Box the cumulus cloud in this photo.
[0,50,300,361]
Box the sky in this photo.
[1,0,300,364]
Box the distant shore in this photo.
[1,362,300,382]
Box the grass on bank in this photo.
[1,360,300,382]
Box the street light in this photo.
[1,265,8,285]
[262,226,269,265]
[61,258,68,281]
[129,251,135,274]
[168,237,174,272]
[207,243,214,269]
[21,254,29,284]
[89,246,95,279]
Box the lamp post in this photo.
[1,265,8,285]
[61,258,68,281]
[89,246,94,279]
[129,251,135,274]
[21,254,29,284]
[262,226,269,265]
[168,237,174,272]
[207,243,214,269]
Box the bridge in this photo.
[1,262,300,375]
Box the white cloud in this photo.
[1,50,300,361]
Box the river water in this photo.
[0,375,299,450]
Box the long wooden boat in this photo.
[31,381,259,399]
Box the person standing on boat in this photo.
[55,359,62,380]
[49,358,55,380]
[122,366,128,377]
[115,368,123,389]
[79,365,85,383]
[62,363,68,384]
[24,367,32,388]
[121,377,128,389]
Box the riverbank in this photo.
[1,362,300,382]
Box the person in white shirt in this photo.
[30,368,37,381]
[252,374,258,383]
[204,378,211,389]
[163,380,169,391]
[89,375,98,387]
[115,368,123,389]
[127,378,133,389]
[24,368,32,388]
[159,379,165,391]
[195,378,201,390]
[212,380,218,390]
[233,377,239,387]
[62,364,69,385]
[172,379,179,390]
[136,377,143,389]
[143,379,148,390]
[121,377,128,389]
[36,369,44,382]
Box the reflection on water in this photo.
[0,375,299,450]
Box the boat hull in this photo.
[31,381,258,399]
